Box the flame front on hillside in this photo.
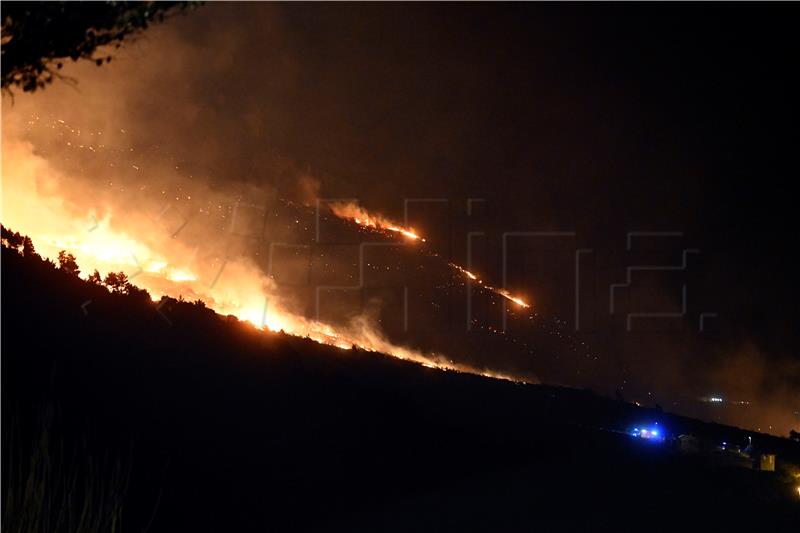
[1,135,526,384]
[328,201,531,309]
[329,201,425,241]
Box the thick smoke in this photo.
[0,7,454,371]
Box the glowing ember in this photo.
[387,226,424,241]
[496,289,530,308]
[450,264,480,281]
[449,263,530,308]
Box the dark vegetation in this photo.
[2,229,799,531]
[3,404,132,533]
[1,1,196,93]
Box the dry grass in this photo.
[3,403,132,533]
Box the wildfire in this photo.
[328,202,532,309]
[2,192,515,383]
[495,289,530,308]
[329,202,425,241]
[1,127,534,386]
[450,263,480,281]
[387,226,424,241]
[13,210,491,375]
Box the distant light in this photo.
[710,397,724,403]
[631,426,664,441]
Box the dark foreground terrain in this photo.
[3,245,799,532]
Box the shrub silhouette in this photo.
[102,272,129,294]
[57,250,80,276]
[87,269,102,284]
[1,225,25,251]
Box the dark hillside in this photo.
[2,244,799,531]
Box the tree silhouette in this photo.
[1,225,25,250]
[1,1,197,93]
[103,271,129,294]
[21,236,35,257]
[88,269,103,284]
[57,250,80,276]
[126,283,151,303]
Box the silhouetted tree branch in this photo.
[88,269,103,284]
[103,271,130,294]
[1,225,25,250]
[1,1,198,93]
[57,250,80,276]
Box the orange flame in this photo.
[329,202,425,241]
[495,289,530,308]
[1,138,529,383]
[329,203,532,309]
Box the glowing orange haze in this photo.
[1,137,524,383]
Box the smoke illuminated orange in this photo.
[1,135,526,384]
